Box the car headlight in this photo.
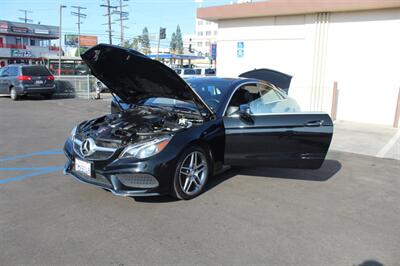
[70,125,77,140]
[120,136,172,159]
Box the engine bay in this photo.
[76,105,201,147]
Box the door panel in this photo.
[223,113,333,169]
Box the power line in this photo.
[100,0,117,45]
[71,6,87,53]
[113,0,129,45]
[18,9,33,23]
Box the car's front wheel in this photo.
[172,146,210,200]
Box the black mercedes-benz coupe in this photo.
[63,44,333,200]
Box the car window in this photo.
[225,83,300,116]
[205,69,215,75]
[0,67,8,76]
[194,69,202,75]
[8,66,19,76]
[183,69,195,75]
[175,69,182,74]
[22,66,51,76]
[252,84,300,114]
[225,84,260,116]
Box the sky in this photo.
[0,0,232,48]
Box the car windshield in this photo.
[187,79,232,111]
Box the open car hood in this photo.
[81,44,214,117]
[239,68,292,94]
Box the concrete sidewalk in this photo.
[331,121,400,161]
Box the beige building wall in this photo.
[215,8,400,125]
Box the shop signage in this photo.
[0,22,8,32]
[34,29,49,35]
[65,34,98,47]
[11,26,28,33]
[11,49,32,58]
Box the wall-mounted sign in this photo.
[65,34,98,47]
[237,41,244,58]
[0,22,8,32]
[11,49,32,58]
[210,43,217,60]
[34,29,49,35]
[11,26,28,33]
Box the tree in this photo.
[141,27,151,54]
[131,36,142,51]
[175,25,183,54]
[122,40,131,48]
[170,32,177,54]
[75,47,88,57]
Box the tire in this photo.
[43,94,53,100]
[10,87,18,101]
[172,145,210,200]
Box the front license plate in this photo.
[75,158,92,176]
[35,80,44,85]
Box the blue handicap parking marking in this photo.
[0,149,63,162]
[0,149,64,185]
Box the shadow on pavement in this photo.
[134,159,342,203]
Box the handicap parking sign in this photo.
[237,41,244,58]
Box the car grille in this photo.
[73,136,117,161]
[71,170,112,188]
[116,173,159,188]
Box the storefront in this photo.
[0,20,59,67]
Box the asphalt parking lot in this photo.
[0,96,399,265]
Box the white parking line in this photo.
[376,129,400,158]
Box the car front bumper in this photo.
[63,138,175,197]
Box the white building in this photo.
[189,18,218,57]
[198,0,400,126]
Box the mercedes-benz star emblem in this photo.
[80,138,95,157]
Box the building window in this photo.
[30,38,35,46]
[206,21,211,25]
[206,31,211,36]
[197,31,203,36]
[198,20,203,25]
[214,30,217,35]
[197,42,203,47]
[205,41,210,47]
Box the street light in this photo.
[59,5,67,76]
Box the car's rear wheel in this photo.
[172,146,210,200]
[10,88,18,101]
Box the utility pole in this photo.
[113,0,129,46]
[59,5,67,76]
[18,9,33,23]
[71,6,87,55]
[100,0,117,45]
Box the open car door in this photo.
[223,82,333,169]
[239,68,292,94]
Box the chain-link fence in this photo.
[54,75,97,99]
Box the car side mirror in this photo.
[239,104,252,119]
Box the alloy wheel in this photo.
[179,151,208,196]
